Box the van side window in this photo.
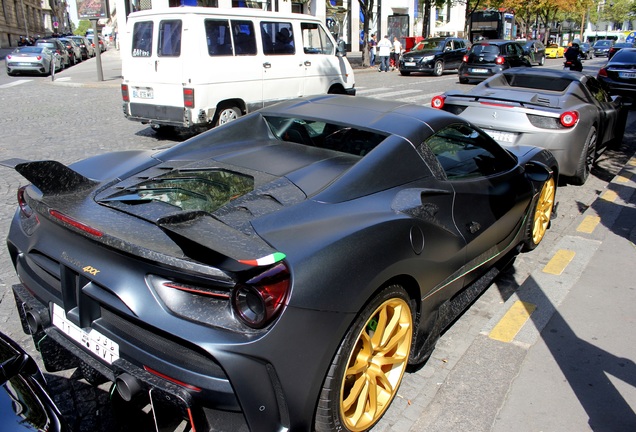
[132,21,153,57]
[205,19,232,56]
[158,20,181,57]
[261,22,294,55]
[231,20,256,55]
[300,22,334,54]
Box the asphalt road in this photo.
[0,51,634,431]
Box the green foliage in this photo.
[75,20,92,36]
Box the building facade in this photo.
[1,0,73,48]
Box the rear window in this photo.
[502,72,572,92]
[132,21,153,57]
[158,20,182,57]
[264,116,387,157]
[611,49,636,62]
[470,44,499,55]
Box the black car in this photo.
[3,94,558,432]
[458,39,532,83]
[58,37,81,65]
[608,42,635,59]
[593,39,614,57]
[580,42,591,59]
[521,40,546,65]
[598,48,636,102]
[34,38,70,68]
[0,331,70,431]
[399,37,468,76]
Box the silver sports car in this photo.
[5,46,62,77]
[432,68,629,184]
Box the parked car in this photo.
[67,35,95,59]
[5,45,62,76]
[58,37,82,64]
[593,39,614,57]
[398,36,469,76]
[34,38,70,68]
[580,42,591,59]
[4,94,558,432]
[608,42,635,59]
[597,48,636,103]
[545,43,565,58]
[433,68,628,184]
[458,40,532,83]
[0,331,70,431]
[521,39,546,65]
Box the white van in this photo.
[121,7,356,133]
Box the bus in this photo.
[468,10,515,42]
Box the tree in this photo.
[359,0,375,67]
[75,20,92,36]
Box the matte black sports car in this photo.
[4,95,558,432]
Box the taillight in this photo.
[36,55,42,60]
[49,209,103,237]
[560,111,579,127]
[6,54,11,60]
[495,56,505,65]
[17,186,33,218]
[431,95,445,109]
[121,84,129,102]
[462,54,468,62]
[598,68,608,77]
[183,88,194,108]
[232,263,290,328]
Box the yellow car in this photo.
[545,43,565,58]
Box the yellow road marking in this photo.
[629,158,636,167]
[616,173,632,183]
[577,215,600,234]
[489,300,536,343]
[543,249,576,275]
[601,190,618,202]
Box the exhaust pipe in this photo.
[25,307,49,334]
[116,373,143,401]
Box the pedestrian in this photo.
[377,35,392,72]
[392,37,402,71]
[369,34,377,67]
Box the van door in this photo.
[260,21,304,105]
[127,19,184,116]
[299,22,353,96]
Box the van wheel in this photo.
[150,124,177,137]
[215,106,241,126]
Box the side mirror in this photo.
[524,161,552,183]
[336,39,346,57]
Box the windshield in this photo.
[15,47,44,54]
[414,39,445,51]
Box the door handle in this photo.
[263,62,272,69]
[304,61,312,66]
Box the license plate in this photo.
[484,129,517,143]
[470,68,488,73]
[52,303,120,364]
[404,62,416,67]
[132,87,154,99]
[18,62,35,66]
[618,72,636,79]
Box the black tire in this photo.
[522,175,556,251]
[433,60,443,76]
[539,55,545,66]
[315,285,413,432]
[572,126,598,185]
[215,105,241,127]
[400,70,410,76]
[459,77,469,84]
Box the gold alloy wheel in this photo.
[340,298,413,431]
[532,177,555,245]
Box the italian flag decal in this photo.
[239,252,286,266]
